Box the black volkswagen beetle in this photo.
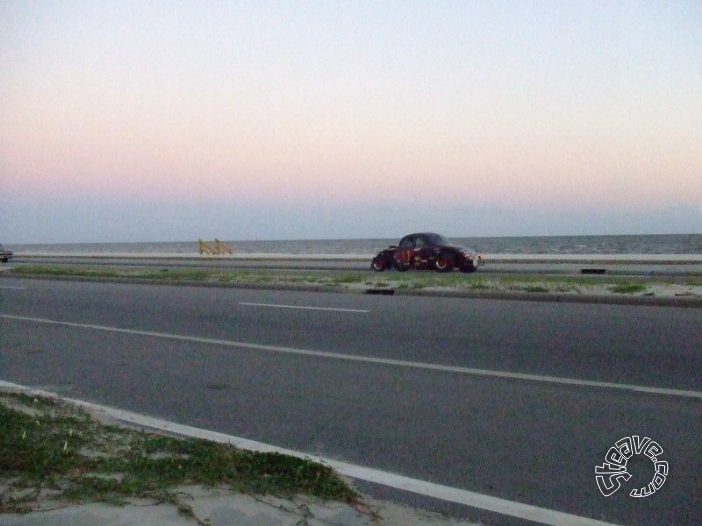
[371,233,483,273]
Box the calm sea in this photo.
[8,234,702,255]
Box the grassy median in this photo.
[8,264,702,297]
[0,392,359,523]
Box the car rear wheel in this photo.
[434,252,454,272]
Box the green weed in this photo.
[609,283,647,294]
[10,266,120,279]
[0,394,359,520]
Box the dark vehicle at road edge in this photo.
[371,233,483,273]
[0,244,13,263]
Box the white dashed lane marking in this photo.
[2,313,700,400]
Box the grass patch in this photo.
[10,266,121,279]
[498,276,552,293]
[365,280,390,288]
[329,274,363,285]
[609,283,648,294]
[129,269,212,281]
[464,278,491,290]
[0,393,359,521]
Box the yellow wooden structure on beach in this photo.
[198,239,233,255]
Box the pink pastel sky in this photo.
[1,1,701,243]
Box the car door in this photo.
[413,235,430,268]
[396,236,415,266]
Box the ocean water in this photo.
[7,234,702,255]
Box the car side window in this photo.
[400,237,414,248]
[415,237,425,248]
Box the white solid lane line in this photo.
[0,285,25,290]
[3,313,701,400]
[239,302,369,313]
[0,379,625,526]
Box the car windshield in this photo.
[425,234,451,246]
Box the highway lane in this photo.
[1,278,701,525]
[2,279,700,391]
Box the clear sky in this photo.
[1,1,701,243]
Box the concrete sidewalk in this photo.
[1,489,475,526]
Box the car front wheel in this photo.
[371,255,388,272]
[458,259,476,273]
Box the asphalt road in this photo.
[1,278,701,525]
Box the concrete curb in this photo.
[396,288,702,308]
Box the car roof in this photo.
[399,233,452,245]
[403,232,441,238]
